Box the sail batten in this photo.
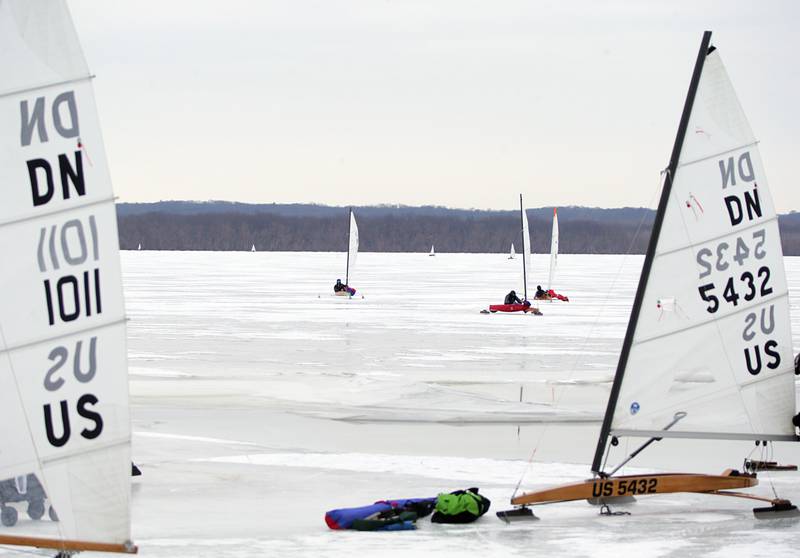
[38,437,132,466]
[676,140,760,169]
[0,197,117,229]
[0,317,127,354]
[655,215,778,259]
[0,74,94,100]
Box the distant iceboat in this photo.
[534,208,569,302]
[484,195,540,314]
[251,244,256,252]
[429,245,435,257]
[334,209,358,297]
[508,243,515,260]
[137,243,141,251]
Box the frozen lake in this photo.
[16,252,800,557]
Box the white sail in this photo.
[609,47,796,441]
[251,244,256,252]
[429,244,435,256]
[520,197,532,300]
[548,208,559,290]
[0,0,132,549]
[137,243,141,251]
[509,243,515,259]
[346,209,359,284]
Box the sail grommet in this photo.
[610,436,619,447]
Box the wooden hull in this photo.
[511,471,758,506]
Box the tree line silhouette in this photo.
[116,203,800,255]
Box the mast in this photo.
[345,208,351,285]
[590,31,713,474]
[520,194,527,301]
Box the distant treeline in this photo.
[116,202,800,255]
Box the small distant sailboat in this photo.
[251,244,256,252]
[334,209,358,297]
[429,245,435,257]
[137,243,141,251]
[535,208,569,302]
[0,0,137,553]
[498,31,799,523]
[548,208,558,289]
[508,243,516,260]
[485,195,540,314]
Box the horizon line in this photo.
[116,199,800,215]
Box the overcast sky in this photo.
[68,1,799,211]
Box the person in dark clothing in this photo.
[534,285,549,300]
[334,278,357,296]
[504,290,522,305]
[334,279,346,293]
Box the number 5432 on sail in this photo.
[698,267,772,313]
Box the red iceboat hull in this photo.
[489,303,532,313]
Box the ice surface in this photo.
[5,252,800,557]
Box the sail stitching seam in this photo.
[0,196,117,229]
[0,75,94,99]
[655,215,779,258]
[39,437,131,466]
[0,318,128,354]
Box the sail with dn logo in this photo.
[605,43,794,444]
[499,31,800,524]
[0,0,136,553]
